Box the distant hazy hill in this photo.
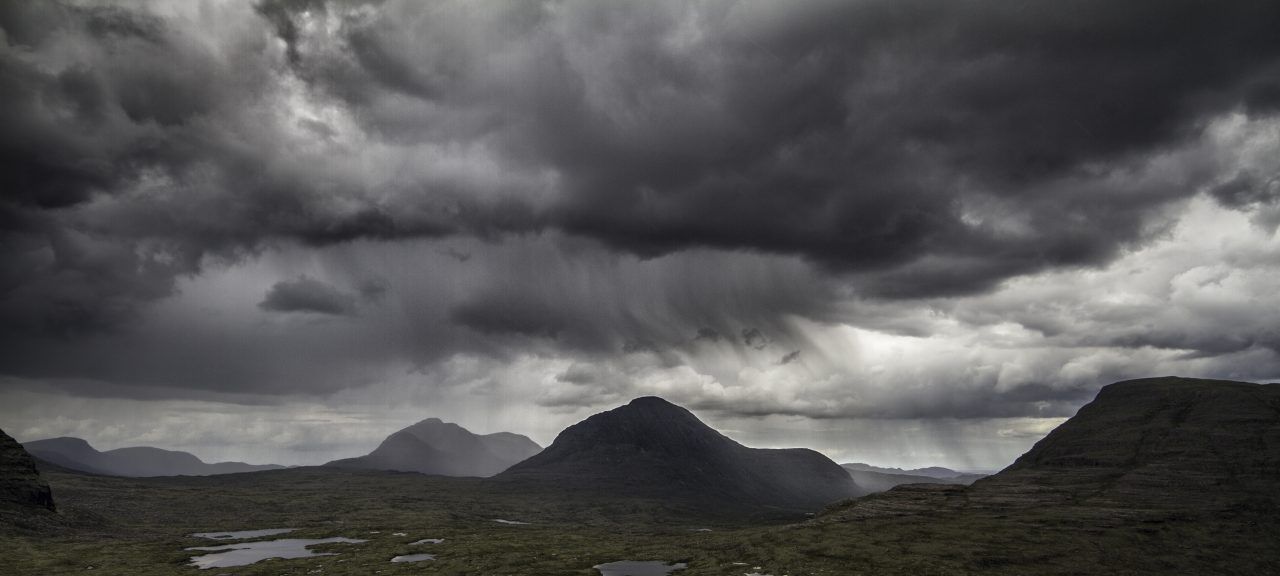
[840,462,981,479]
[326,418,542,477]
[497,396,862,512]
[0,428,55,513]
[22,437,284,478]
[841,465,985,494]
[967,376,1280,510]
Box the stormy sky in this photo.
[3,0,1280,469]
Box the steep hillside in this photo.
[968,376,1280,510]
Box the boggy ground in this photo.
[2,465,1278,576]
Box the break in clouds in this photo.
[2,0,1279,467]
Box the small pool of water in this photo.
[410,538,444,545]
[186,537,366,569]
[190,528,295,540]
[593,560,688,576]
[391,553,436,562]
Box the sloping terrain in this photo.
[967,376,1280,510]
[823,377,1280,521]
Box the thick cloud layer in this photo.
[2,1,1280,467]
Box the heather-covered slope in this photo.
[824,377,1280,521]
[967,376,1280,510]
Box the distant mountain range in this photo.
[326,418,543,477]
[0,428,55,514]
[839,462,982,479]
[840,464,986,493]
[497,396,863,512]
[22,437,285,478]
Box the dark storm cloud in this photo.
[260,276,358,316]
[2,0,1280,425]
[4,0,1280,341]
[1211,171,1280,210]
[262,0,1280,294]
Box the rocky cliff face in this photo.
[498,396,861,512]
[0,428,55,512]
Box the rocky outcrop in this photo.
[1,428,55,512]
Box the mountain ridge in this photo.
[22,437,284,478]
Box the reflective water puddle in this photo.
[391,553,436,562]
[190,528,295,540]
[186,536,366,569]
[593,560,688,576]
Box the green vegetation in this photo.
[3,463,1277,576]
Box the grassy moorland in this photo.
[3,463,1278,576]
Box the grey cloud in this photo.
[742,328,770,351]
[260,276,358,316]
[694,328,722,343]
[5,0,1280,345]
[264,0,1280,296]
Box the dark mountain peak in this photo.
[547,396,728,456]
[626,395,680,409]
[619,396,704,422]
[413,417,446,426]
[500,398,860,512]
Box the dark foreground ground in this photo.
[3,465,1278,576]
